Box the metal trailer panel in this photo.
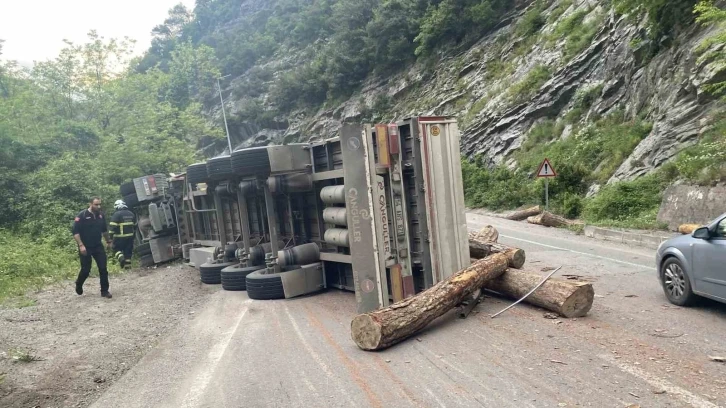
[279,263,325,298]
[134,174,169,202]
[267,144,312,174]
[417,118,470,283]
[340,124,387,313]
[150,235,178,263]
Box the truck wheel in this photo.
[231,147,271,177]
[199,261,235,285]
[139,254,155,267]
[119,181,135,196]
[135,242,151,256]
[123,193,139,208]
[245,265,300,300]
[221,265,259,291]
[186,163,209,185]
[206,156,234,181]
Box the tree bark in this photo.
[484,269,594,318]
[468,233,525,269]
[678,224,701,234]
[505,205,541,221]
[527,211,571,227]
[351,253,509,351]
[472,225,499,243]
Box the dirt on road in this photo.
[0,263,211,408]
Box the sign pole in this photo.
[545,178,549,211]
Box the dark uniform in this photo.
[110,209,136,267]
[72,209,110,294]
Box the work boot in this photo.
[101,291,112,299]
[75,282,83,295]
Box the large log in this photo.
[468,233,525,269]
[527,211,571,227]
[505,205,542,221]
[484,269,594,318]
[351,253,510,351]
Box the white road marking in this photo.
[500,234,656,270]
[598,354,720,408]
[181,300,251,408]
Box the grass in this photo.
[505,65,553,105]
[547,7,604,61]
[673,111,726,185]
[10,348,43,363]
[0,230,123,305]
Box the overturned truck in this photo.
[130,117,470,313]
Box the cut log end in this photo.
[351,314,381,351]
[559,284,595,318]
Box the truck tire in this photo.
[199,261,235,285]
[120,181,135,196]
[123,193,139,208]
[206,155,233,181]
[245,265,301,300]
[221,265,259,291]
[231,147,271,177]
[140,254,155,267]
[135,242,151,256]
[187,163,209,185]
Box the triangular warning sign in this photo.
[536,158,557,178]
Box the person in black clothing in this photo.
[72,197,113,298]
[110,199,136,268]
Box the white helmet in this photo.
[114,199,127,210]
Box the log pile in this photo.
[351,225,595,351]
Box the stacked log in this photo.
[351,254,510,351]
[351,224,595,351]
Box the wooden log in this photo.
[527,211,571,227]
[505,205,541,221]
[678,224,701,234]
[484,269,594,318]
[351,253,510,351]
[472,225,499,243]
[468,233,525,269]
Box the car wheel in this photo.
[661,258,696,306]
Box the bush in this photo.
[506,65,553,105]
[462,158,539,210]
[514,1,547,38]
[582,172,669,227]
[673,112,726,185]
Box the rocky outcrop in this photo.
[212,0,725,187]
[657,184,726,230]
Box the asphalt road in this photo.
[91,214,726,408]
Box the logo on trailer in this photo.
[347,137,361,150]
[431,125,441,136]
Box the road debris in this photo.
[624,295,638,298]
[708,356,726,363]
[628,392,640,398]
[550,360,568,365]
[543,312,559,319]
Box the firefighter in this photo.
[110,199,136,268]
[73,197,112,298]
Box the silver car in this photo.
[656,213,726,306]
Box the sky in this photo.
[0,0,197,66]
